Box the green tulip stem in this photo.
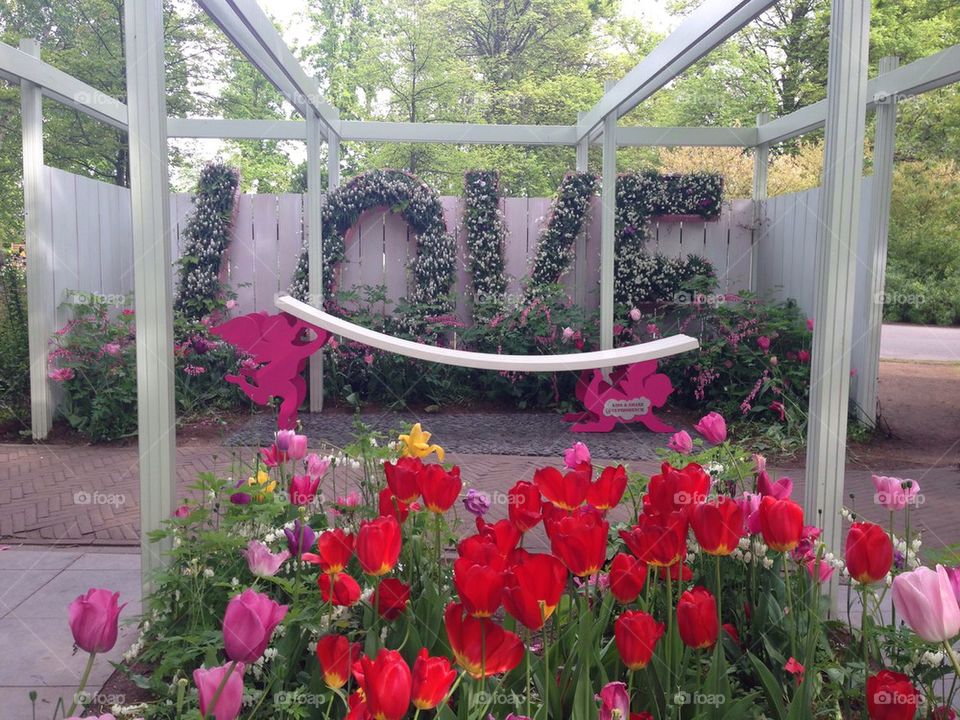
[324,694,335,719]
[944,642,960,683]
[783,553,797,660]
[666,567,674,699]
[66,651,96,718]
[715,554,723,626]
[541,612,550,718]
[202,659,238,720]
[525,627,532,718]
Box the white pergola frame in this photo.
[4,0,960,583]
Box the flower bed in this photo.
[48,418,955,719]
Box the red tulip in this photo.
[419,464,462,513]
[658,562,693,582]
[508,480,542,532]
[458,534,508,571]
[411,647,456,710]
[502,553,568,629]
[356,516,402,576]
[646,462,711,516]
[587,465,628,511]
[454,558,504,617]
[677,586,718,649]
[866,670,919,720]
[444,602,524,678]
[316,634,360,689]
[758,496,804,552]
[846,522,893,585]
[609,553,646,603]
[373,578,410,619]
[548,506,609,577]
[614,610,664,670]
[534,465,589,511]
[359,648,412,720]
[222,589,288,663]
[303,528,354,574]
[475,517,522,556]
[690,497,744,556]
[288,474,321,506]
[318,572,362,607]
[619,511,687,568]
[379,487,414,524]
[383,456,424,503]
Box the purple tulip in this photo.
[284,518,316,558]
[462,489,491,518]
[276,430,308,460]
[222,589,288,663]
[68,588,126,653]
[194,662,245,720]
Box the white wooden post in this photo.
[307,111,325,412]
[328,132,341,188]
[855,56,899,425]
[804,0,871,559]
[751,112,770,294]
[124,0,177,587]
[599,83,617,351]
[575,111,589,307]
[19,39,54,440]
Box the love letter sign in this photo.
[563,361,675,433]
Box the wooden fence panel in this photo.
[276,194,302,297]
[252,194,279,312]
[229,196,256,315]
[502,198,529,297]
[382,210,411,310]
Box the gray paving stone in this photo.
[0,569,60,618]
[0,549,80,570]
[10,569,141,619]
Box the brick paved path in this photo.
[2,443,959,550]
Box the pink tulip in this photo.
[757,471,793,500]
[194,662,245,720]
[275,430,308,460]
[892,565,960,643]
[305,453,331,480]
[872,475,920,510]
[805,558,834,584]
[172,505,191,518]
[629,307,641,322]
[596,681,630,720]
[563,441,591,469]
[242,540,289,578]
[752,454,767,474]
[736,492,762,534]
[946,567,960,605]
[562,327,575,342]
[797,349,810,363]
[668,431,693,455]
[68,588,126,653]
[289,474,321,506]
[222,589,288,663]
[693,412,727,445]
[806,318,814,332]
[757,336,771,353]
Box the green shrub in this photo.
[0,248,29,423]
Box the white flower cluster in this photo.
[463,170,507,315]
[174,162,240,320]
[291,169,456,312]
[527,172,597,296]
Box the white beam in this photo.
[750,112,770,293]
[167,117,305,140]
[197,0,339,134]
[19,40,54,439]
[341,120,576,145]
[575,113,589,307]
[855,57,899,425]
[599,83,617,352]
[124,0,177,588]
[804,0,871,560]
[615,126,757,147]
[759,43,960,144]
[306,112,324,412]
[577,0,777,141]
[0,41,127,129]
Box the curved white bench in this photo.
[275,295,699,372]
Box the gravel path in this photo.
[228,408,684,460]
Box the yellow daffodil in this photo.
[398,423,445,462]
[247,469,276,501]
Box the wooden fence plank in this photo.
[49,168,79,328]
[502,198,529,297]
[229,195,256,315]
[383,210,411,310]
[252,194,279,312]
[276,194,302,297]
